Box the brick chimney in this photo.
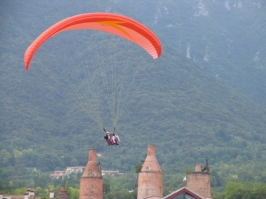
[137,144,163,199]
[58,186,70,199]
[79,149,103,199]
[186,163,211,198]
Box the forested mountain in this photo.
[1,0,266,195]
[116,0,266,105]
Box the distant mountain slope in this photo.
[114,0,266,105]
[1,0,266,186]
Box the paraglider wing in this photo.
[24,12,162,70]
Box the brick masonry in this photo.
[79,149,103,199]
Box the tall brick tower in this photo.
[186,163,211,198]
[137,144,163,199]
[79,149,103,199]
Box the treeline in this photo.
[1,172,266,199]
[1,146,266,190]
[214,182,266,199]
[0,148,86,172]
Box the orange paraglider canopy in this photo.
[24,12,162,70]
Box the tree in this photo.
[224,182,266,199]
[104,183,110,194]
[135,164,142,173]
[66,187,79,199]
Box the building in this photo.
[77,145,211,199]
[101,170,124,176]
[0,187,70,199]
[1,146,213,199]
[186,163,211,198]
[49,166,86,178]
[162,187,205,199]
[65,166,85,174]
[137,144,163,199]
[49,170,68,179]
[149,161,212,199]
[79,149,103,199]
[57,187,70,199]
[0,188,38,199]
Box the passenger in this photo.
[109,133,116,145]
[110,133,117,145]
[112,133,121,145]
[103,128,121,146]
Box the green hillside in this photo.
[115,0,266,105]
[1,0,266,195]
